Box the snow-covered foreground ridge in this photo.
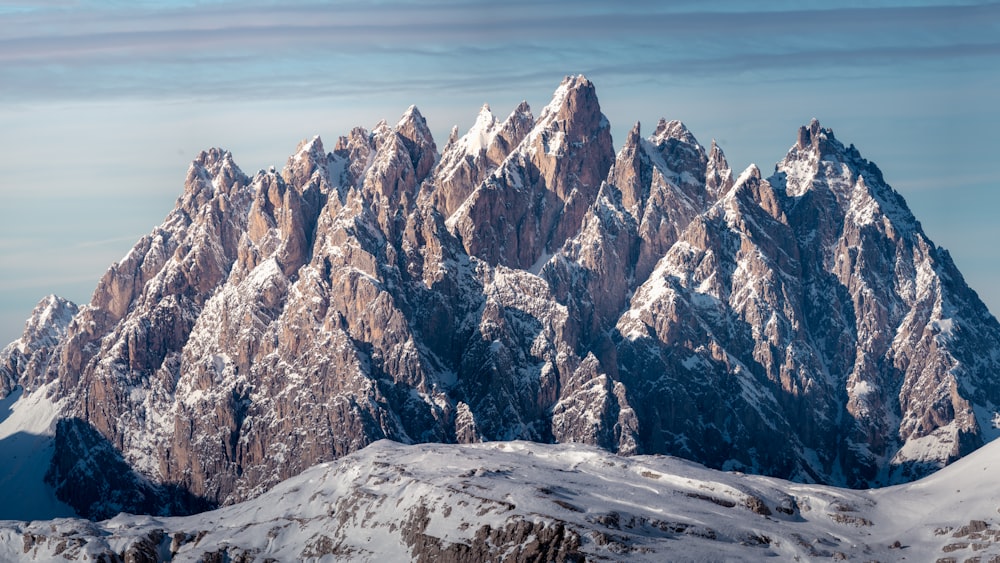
[3,439,1000,562]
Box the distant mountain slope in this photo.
[2,76,999,519]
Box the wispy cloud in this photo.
[1,1,996,102]
[1,1,999,343]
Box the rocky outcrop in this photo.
[0,295,78,396]
[429,102,534,218]
[542,119,732,349]
[448,75,615,270]
[2,77,999,519]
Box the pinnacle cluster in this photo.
[3,75,999,520]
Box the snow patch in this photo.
[0,383,76,520]
[527,250,553,276]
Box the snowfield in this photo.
[2,438,999,561]
[0,384,75,521]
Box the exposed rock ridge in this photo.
[0,295,78,396]
[448,75,615,270]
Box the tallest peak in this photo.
[551,74,595,100]
[561,74,592,88]
[539,74,603,128]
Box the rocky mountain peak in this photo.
[475,102,495,123]
[370,119,393,149]
[184,148,245,205]
[651,118,698,146]
[442,125,459,151]
[0,295,79,396]
[727,164,787,224]
[736,162,763,184]
[536,74,605,133]
[282,135,328,191]
[795,118,824,149]
[706,139,734,199]
[428,100,534,219]
[394,105,437,183]
[448,104,498,158]
[779,118,858,199]
[775,119,920,237]
[19,295,78,351]
[610,121,648,218]
[332,126,376,190]
[487,100,534,163]
[447,75,613,270]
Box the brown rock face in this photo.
[449,75,615,270]
[614,123,1000,486]
[430,102,534,218]
[4,78,999,518]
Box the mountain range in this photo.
[1,75,999,558]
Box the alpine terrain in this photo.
[1,75,999,558]
[4,438,1000,561]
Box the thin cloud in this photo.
[0,1,996,103]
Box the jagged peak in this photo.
[372,129,410,165]
[537,74,603,128]
[192,147,233,168]
[495,101,534,140]
[397,104,423,127]
[185,147,245,199]
[723,164,764,209]
[30,294,77,325]
[706,139,735,199]
[333,126,370,153]
[624,121,642,147]
[735,163,762,186]
[282,135,329,192]
[778,118,894,202]
[473,104,496,127]
[651,118,697,146]
[443,125,459,152]
[292,135,324,158]
[17,294,78,353]
[719,163,789,227]
[287,135,326,169]
[394,105,437,181]
[544,74,593,107]
[646,119,708,180]
[396,105,434,142]
[371,119,392,143]
[510,100,532,116]
[707,140,729,170]
[796,118,825,150]
[453,104,499,156]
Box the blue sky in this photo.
[1,0,998,344]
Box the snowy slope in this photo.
[0,384,75,520]
[3,439,1000,561]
